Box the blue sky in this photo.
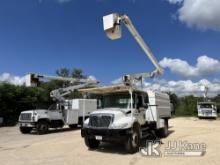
[0,0,220,95]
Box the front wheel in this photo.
[36,121,49,135]
[157,119,168,138]
[125,124,141,154]
[20,127,32,134]
[84,138,100,149]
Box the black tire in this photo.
[20,127,32,134]
[84,137,100,149]
[69,124,78,129]
[36,120,49,135]
[158,119,168,138]
[125,123,141,154]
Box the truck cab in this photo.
[197,102,217,119]
[80,85,171,153]
[19,99,97,134]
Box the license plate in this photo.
[95,136,102,140]
[21,123,28,127]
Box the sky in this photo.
[0,0,220,96]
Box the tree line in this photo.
[0,68,86,126]
[0,68,219,126]
[169,93,220,116]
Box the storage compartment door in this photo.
[65,109,79,125]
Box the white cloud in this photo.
[167,0,220,31]
[159,55,220,77]
[0,73,26,86]
[143,79,220,96]
[111,76,220,96]
[88,75,98,82]
[111,77,122,85]
[167,0,183,4]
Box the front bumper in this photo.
[19,122,36,128]
[81,127,132,142]
[198,112,217,118]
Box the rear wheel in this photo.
[125,124,141,154]
[36,120,49,135]
[84,138,100,149]
[20,127,32,134]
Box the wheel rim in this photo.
[131,131,138,147]
[40,124,47,132]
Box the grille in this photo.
[203,110,212,114]
[20,113,32,121]
[89,114,113,128]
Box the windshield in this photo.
[48,103,66,110]
[100,93,133,109]
[199,104,213,109]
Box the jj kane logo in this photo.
[140,140,206,157]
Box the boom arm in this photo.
[25,73,91,87]
[50,79,98,102]
[103,13,164,84]
[203,85,209,101]
[25,73,98,101]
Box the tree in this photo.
[175,95,197,116]
[0,83,53,126]
[56,68,70,77]
[167,92,179,114]
[213,94,220,113]
[71,68,86,79]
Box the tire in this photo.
[158,119,168,138]
[84,137,100,149]
[125,123,141,154]
[36,120,49,135]
[20,127,32,134]
[69,124,78,129]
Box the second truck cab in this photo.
[197,102,217,119]
[19,99,97,134]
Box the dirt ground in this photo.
[0,117,220,165]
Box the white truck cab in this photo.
[80,85,171,153]
[19,99,97,134]
[197,102,217,119]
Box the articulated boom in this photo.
[103,13,164,87]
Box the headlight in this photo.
[32,115,35,121]
[83,118,90,128]
[109,122,129,129]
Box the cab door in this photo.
[135,94,146,125]
[48,104,63,120]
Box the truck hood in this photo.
[91,108,131,115]
[21,109,48,114]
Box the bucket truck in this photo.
[81,13,171,153]
[197,86,217,119]
[19,73,99,134]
